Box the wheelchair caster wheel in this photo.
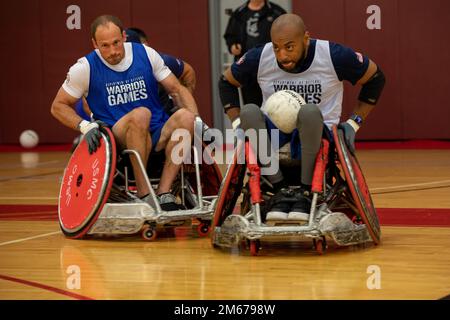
[211,242,220,249]
[210,231,217,248]
[313,237,327,255]
[238,239,247,251]
[351,215,364,225]
[249,240,260,256]
[142,225,157,241]
[197,223,210,237]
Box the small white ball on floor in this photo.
[19,130,39,148]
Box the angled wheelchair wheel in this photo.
[186,141,223,197]
[211,141,247,230]
[58,127,117,239]
[249,240,261,256]
[172,142,223,209]
[313,237,327,255]
[332,126,381,244]
[198,142,223,196]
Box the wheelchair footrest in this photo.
[318,212,372,246]
[212,215,250,247]
[88,203,155,234]
[212,210,372,248]
[328,226,371,246]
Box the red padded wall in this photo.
[130,0,212,125]
[0,0,44,143]
[343,0,401,139]
[294,0,346,43]
[398,0,450,139]
[1,0,449,143]
[293,0,450,139]
[40,0,132,143]
[0,0,211,143]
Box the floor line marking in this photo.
[0,231,60,247]
[371,179,450,193]
[0,171,62,182]
[0,274,94,300]
[0,196,58,200]
[0,160,64,170]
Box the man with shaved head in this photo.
[51,15,199,211]
[219,13,385,221]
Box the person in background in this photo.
[224,0,286,106]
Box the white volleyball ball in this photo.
[264,90,306,133]
[19,130,39,148]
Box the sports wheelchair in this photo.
[211,125,381,255]
[58,118,222,241]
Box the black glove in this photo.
[338,120,359,155]
[78,120,102,154]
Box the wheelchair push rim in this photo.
[185,141,223,196]
[58,127,117,238]
[332,125,381,244]
[211,141,246,230]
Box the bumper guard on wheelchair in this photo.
[212,126,378,255]
[59,125,222,240]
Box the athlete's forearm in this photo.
[82,98,92,118]
[352,101,375,122]
[180,62,196,93]
[51,101,84,131]
[172,85,199,115]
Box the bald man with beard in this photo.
[218,13,385,221]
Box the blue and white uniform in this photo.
[232,39,369,128]
[62,42,172,148]
[157,53,185,114]
[231,39,369,156]
[159,53,184,78]
[73,51,185,122]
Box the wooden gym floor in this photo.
[0,147,449,300]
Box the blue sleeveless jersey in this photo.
[85,43,168,132]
